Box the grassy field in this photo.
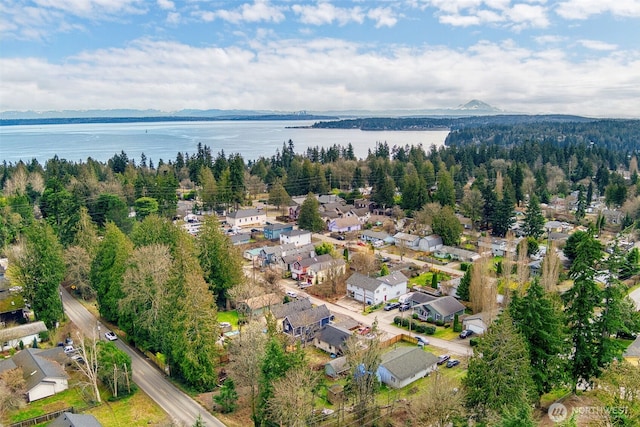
[86,390,170,426]
[217,310,240,329]
[7,386,91,423]
[409,271,452,288]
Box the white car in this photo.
[286,290,298,298]
[104,331,118,341]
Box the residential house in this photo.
[291,254,334,281]
[282,304,332,340]
[226,209,266,228]
[307,258,347,285]
[328,216,361,233]
[50,412,103,427]
[280,229,312,247]
[434,246,480,262]
[456,214,473,230]
[393,232,421,250]
[264,223,294,240]
[0,348,69,402]
[314,324,352,355]
[348,207,371,224]
[229,233,250,246]
[602,208,624,225]
[419,235,444,252]
[377,347,439,389]
[623,335,640,366]
[0,321,48,351]
[243,247,263,262]
[0,288,27,325]
[236,293,282,318]
[271,298,313,330]
[414,296,466,322]
[354,198,375,210]
[259,243,315,268]
[279,244,318,271]
[477,237,522,257]
[528,259,542,276]
[360,230,393,246]
[346,271,408,305]
[318,194,344,205]
[407,291,438,307]
[325,356,350,379]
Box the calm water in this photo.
[0,120,449,164]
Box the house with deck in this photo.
[282,304,332,341]
[377,347,439,389]
[314,324,352,355]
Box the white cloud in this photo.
[292,2,364,26]
[577,39,618,51]
[556,0,640,19]
[33,0,146,18]
[367,7,398,28]
[2,37,638,117]
[427,0,550,29]
[157,0,174,11]
[207,0,286,24]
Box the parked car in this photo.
[416,336,429,346]
[459,329,474,339]
[437,354,451,365]
[64,345,75,354]
[384,302,400,311]
[286,290,298,298]
[446,359,460,368]
[298,281,313,289]
[398,302,411,312]
[104,331,118,341]
[330,233,345,241]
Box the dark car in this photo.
[459,329,474,339]
[398,302,411,312]
[446,359,460,368]
[384,302,400,311]
[437,354,451,365]
[330,233,346,240]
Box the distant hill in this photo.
[455,99,502,113]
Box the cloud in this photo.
[291,2,364,26]
[201,0,286,24]
[577,39,618,51]
[2,37,639,117]
[556,0,640,19]
[157,0,174,11]
[427,0,550,29]
[33,0,146,18]
[367,7,398,28]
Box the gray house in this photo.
[282,305,332,340]
[50,412,103,427]
[419,235,444,252]
[325,356,350,378]
[377,347,439,389]
[414,296,466,322]
[314,324,352,355]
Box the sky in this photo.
[1,0,639,117]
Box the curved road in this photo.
[61,287,225,427]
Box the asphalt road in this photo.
[61,287,226,427]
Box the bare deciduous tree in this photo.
[406,370,465,427]
[349,252,378,275]
[344,331,382,424]
[541,243,561,293]
[73,329,102,403]
[515,239,530,294]
[267,367,319,427]
[64,245,95,300]
[0,367,27,418]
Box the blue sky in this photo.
[1,0,639,117]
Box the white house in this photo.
[346,271,408,305]
[279,229,312,247]
[462,312,489,335]
[226,209,266,228]
[0,321,48,351]
[377,347,439,389]
[307,258,346,285]
[393,232,421,250]
[0,348,69,402]
[328,216,361,233]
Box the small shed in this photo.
[325,356,350,379]
[327,384,344,405]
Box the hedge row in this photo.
[393,316,436,335]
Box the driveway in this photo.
[629,285,640,310]
[61,287,225,427]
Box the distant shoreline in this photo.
[0,114,338,127]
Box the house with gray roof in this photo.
[623,335,640,366]
[377,347,439,389]
[360,230,393,245]
[325,356,350,378]
[393,232,421,250]
[291,254,334,281]
[408,291,438,307]
[328,216,361,233]
[414,296,466,322]
[313,324,352,355]
[0,321,48,351]
[419,235,444,252]
[264,223,294,240]
[346,272,408,305]
[282,305,332,341]
[50,412,103,427]
[434,246,480,262]
[226,208,266,228]
[0,347,69,402]
[280,229,312,247]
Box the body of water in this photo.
[0,120,449,164]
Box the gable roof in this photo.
[239,293,282,311]
[309,258,346,273]
[624,335,640,358]
[50,412,103,427]
[264,223,293,231]
[361,230,390,240]
[380,347,439,381]
[326,356,350,374]
[317,324,351,349]
[12,348,68,392]
[409,292,438,305]
[346,272,383,292]
[420,296,466,317]
[271,298,313,319]
[332,216,361,228]
[227,209,264,219]
[0,321,48,343]
[378,272,408,286]
[281,229,311,238]
[393,232,420,243]
[295,254,334,269]
[286,305,332,329]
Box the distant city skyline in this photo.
[1,0,639,117]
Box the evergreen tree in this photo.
[575,185,586,221]
[509,279,568,399]
[435,169,456,208]
[268,179,291,215]
[457,266,471,301]
[431,272,438,289]
[491,188,515,237]
[372,176,395,209]
[214,379,239,413]
[522,195,545,239]
[297,193,325,232]
[431,205,463,245]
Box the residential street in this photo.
[60,287,225,427]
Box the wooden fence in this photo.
[9,407,74,427]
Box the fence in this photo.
[9,407,74,427]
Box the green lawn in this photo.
[409,271,452,287]
[8,386,90,423]
[218,311,240,329]
[432,327,460,340]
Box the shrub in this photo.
[460,262,471,272]
[469,337,479,347]
[424,326,436,335]
[412,313,419,320]
[393,316,402,325]
[435,320,445,327]
[39,330,50,342]
[414,323,426,334]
